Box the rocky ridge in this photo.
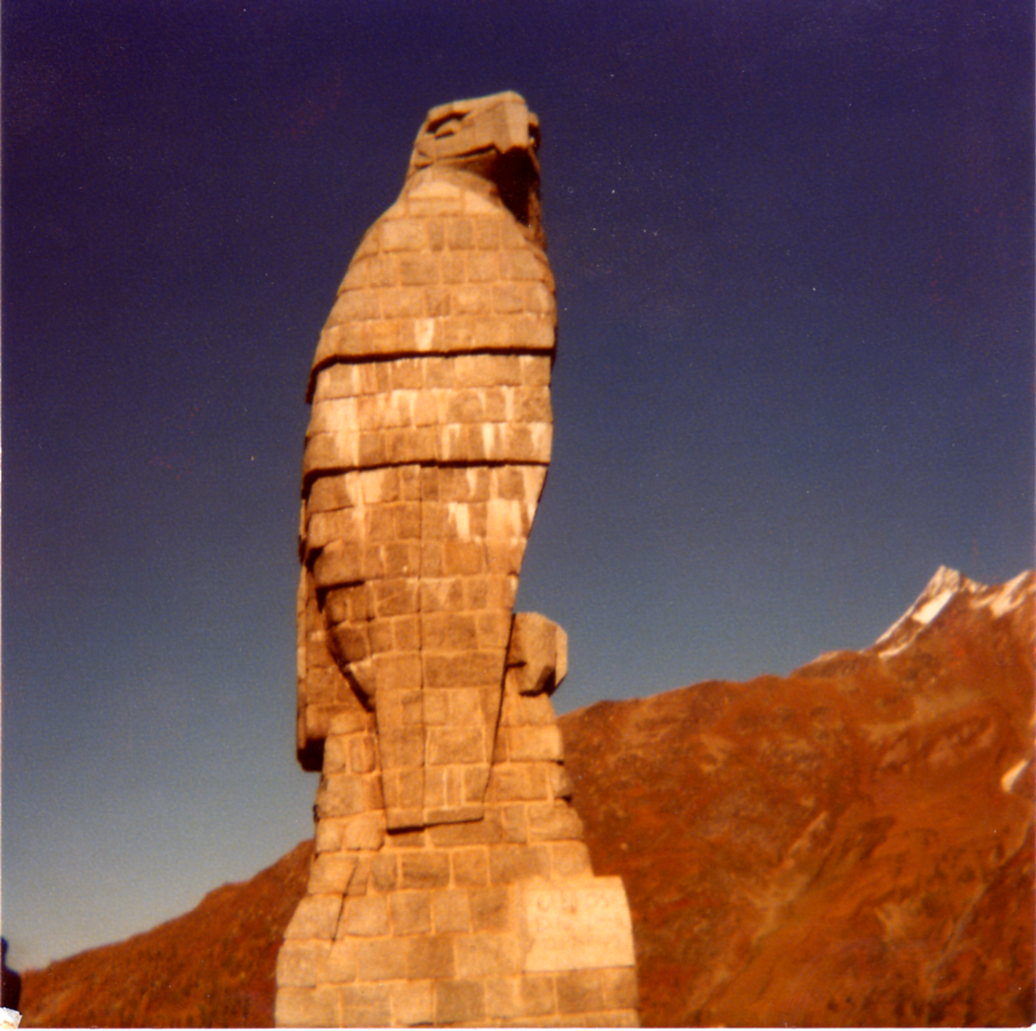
[18,567,1034,1027]
[564,566,1034,1026]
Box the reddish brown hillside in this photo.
[18,568,1034,1027]
[562,568,1035,1026]
[19,841,312,1028]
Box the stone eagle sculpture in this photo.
[296,90,558,829]
[280,91,638,1029]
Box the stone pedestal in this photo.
[277,631,637,1026]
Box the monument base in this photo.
[277,874,637,1027]
[276,666,638,1028]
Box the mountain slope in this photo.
[18,568,1034,1027]
[562,567,1034,1026]
[19,841,312,1028]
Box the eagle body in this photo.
[296,93,556,830]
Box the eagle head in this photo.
[407,90,543,245]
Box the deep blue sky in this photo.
[3,0,1032,971]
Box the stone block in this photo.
[452,283,490,315]
[372,578,419,617]
[441,538,486,575]
[314,817,347,854]
[364,613,391,654]
[446,686,484,724]
[321,734,351,773]
[521,878,636,972]
[339,983,391,1028]
[446,218,474,249]
[421,765,447,808]
[316,772,367,818]
[379,727,424,769]
[420,612,477,650]
[463,760,492,804]
[387,364,425,394]
[469,885,514,932]
[489,763,548,802]
[427,725,485,765]
[550,840,593,878]
[400,850,451,889]
[342,812,386,851]
[488,843,551,885]
[376,542,416,579]
[484,977,519,1020]
[467,572,517,610]
[313,541,364,589]
[406,934,455,979]
[326,622,370,667]
[327,940,359,983]
[471,215,500,247]
[516,972,557,1017]
[493,282,530,314]
[423,649,503,688]
[356,937,409,980]
[390,890,432,935]
[455,933,522,978]
[398,254,439,286]
[455,353,522,388]
[306,396,359,439]
[420,502,449,541]
[276,985,337,1028]
[510,313,555,350]
[555,968,604,1014]
[276,939,330,987]
[499,246,547,281]
[377,684,424,724]
[526,801,584,842]
[308,852,357,893]
[419,577,465,613]
[484,497,524,539]
[303,431,358,481]
[340,894,389,937]
[372,651,422,692]
[364,501,395,542]
[499,803,529,843]
[390,979,434,1027]
[466,250,499,282]
[391,613,421,650]
[345,856,372,896]
[435,979,486,1025]
[451,847,489,887]
[284,893,341,941]
[348,736,377,774]
[379,217,425,253]
[311,363,358,402]
[505,724,564,762]
[369,852,399,892]
[431,888,472,933]
[307,488,360,538]
[483,386,507,420]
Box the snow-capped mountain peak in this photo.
[872,566,1034,659]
